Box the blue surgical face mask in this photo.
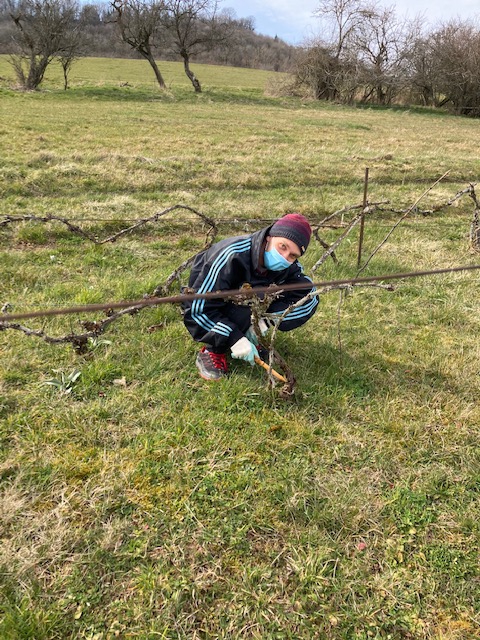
[264,245,293,271]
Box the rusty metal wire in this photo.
[1,264,480,324]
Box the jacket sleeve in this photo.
[183,238,251,351]
[266,264,318,331]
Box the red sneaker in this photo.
[195,347,228,381]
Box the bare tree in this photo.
[314,0,369,60]
[353,6,415,105]
[425,20,480,116]
[6,0,81,90]
[305,0,376,102]
[406,35,438,106]
[0,1,296,73]
[294,43,341,100]
[298,0,423,106]
[162,0,231,92]
[58,11,85,89]
[111,0,167,89]
[406,20,480,115]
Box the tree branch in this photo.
[357,171,451,274]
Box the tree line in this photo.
[0,0,296,91]
[1,0,479,117]
[293,0,480,116]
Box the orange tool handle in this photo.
[254,355,287,383]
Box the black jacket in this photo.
[183,226,318,352]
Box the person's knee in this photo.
[224,304,252,334]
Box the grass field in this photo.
[1,56,480,639]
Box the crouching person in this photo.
[182,213,318,381]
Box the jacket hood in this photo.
[250,226,271,272]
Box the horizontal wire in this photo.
[0,218,461,225]
[1,263,479,323]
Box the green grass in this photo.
[1,56,480,639]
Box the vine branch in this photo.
[1,181,479,392]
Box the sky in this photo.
[222,0,480,45]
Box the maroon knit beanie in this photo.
[269,213,312,255]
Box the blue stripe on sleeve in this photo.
[190,239,251,334]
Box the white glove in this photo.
[230,337,259,366]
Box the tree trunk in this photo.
[23,54,50,90]
[181,52,202,93]
[139,47,166,89]
[61,60,71,90]
[376,84,386,104]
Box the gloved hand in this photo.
[230,336,259,366]
[245,319,269,345]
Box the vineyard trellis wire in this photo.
[1,181,480,391]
